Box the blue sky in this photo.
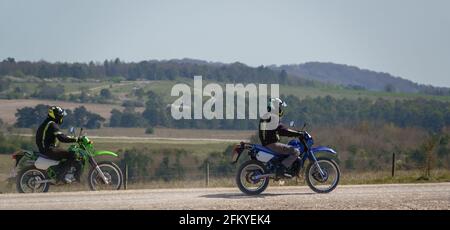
[1,0,449,86]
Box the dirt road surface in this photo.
[0,183,449,210]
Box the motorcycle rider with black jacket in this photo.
[36,106,81,183]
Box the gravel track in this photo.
[0,183,449,210]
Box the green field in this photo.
[281,84,450,102]
[92,139,231,157]
[115,78,450,103]
[5,77,450,112]
[9,81,107,95]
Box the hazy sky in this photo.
[1,0,449,86]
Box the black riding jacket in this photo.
[36,118,77,153]
[259,114,302,146]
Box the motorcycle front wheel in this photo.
[305,157,340,193]
[88,161,123,191]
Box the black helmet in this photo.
[48,106,67,124]
[268,98,287,117]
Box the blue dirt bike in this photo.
[232,122,340,195]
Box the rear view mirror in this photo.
[302,122,307,131]
[69,127,75,135]
[289,121,295,127]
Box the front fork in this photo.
[88,156,109,184]
[308,151,326,179]
[301,137,326,179]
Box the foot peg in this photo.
[64,174,76,183]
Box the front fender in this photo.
[94,150,119,157]
[311,146,337,155]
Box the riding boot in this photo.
[56,161,71,182]
[276,164,293,178]
[275,165,286,177]
[73,161,83,182]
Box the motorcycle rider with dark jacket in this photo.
[36,106,80,183]
[259,98,304,177]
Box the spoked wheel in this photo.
[88,162,123,191]
[305,157,340,193]
[236,160,269,195]
[16,166,50,193]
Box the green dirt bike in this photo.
[12,127,123,193]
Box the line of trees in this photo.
[109,108,147,127]
[282,95,450,132]
[0,58,317,86]
[10,93,450,132]
[115,93,450,132]
[15,104,105,129]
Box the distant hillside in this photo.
[1,57,449,95]
[271,62,448,93]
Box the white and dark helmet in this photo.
[268,98,287,117]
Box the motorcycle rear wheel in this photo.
[236,160,269,195]
[16,166,50,193]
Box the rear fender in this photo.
[231,142,253,164]
[13,150,36,167]
[12,151,25,166]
